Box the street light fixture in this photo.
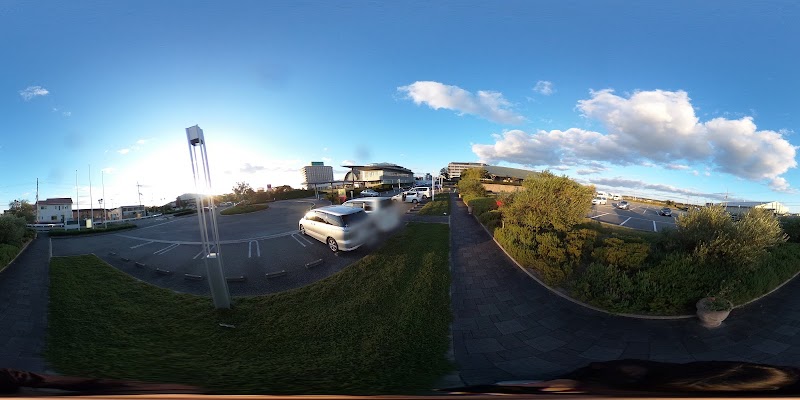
[186,125,231,309]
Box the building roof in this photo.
[722,201,774,207]
[342,162,412,173]
[484,165,539,180]
[36,197,73,205]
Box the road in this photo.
[588,200,681,232]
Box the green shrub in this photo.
[781,217,800,243]
[468,197,497,218]
[458,168,488,199]
[502,171,594,233]
[533,232,570,285]
[0,243,20,271]
[485,219,501,234]
[565,228,599,267]
[494,225,536,266]
[676,205,734,250]
[49,223,137,236]
[572,262,636,312]
[173,209,197,217]
[478,209,502,225]
[591,237,650,271]
[0,215,27,246]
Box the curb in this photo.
[463,202,695,320]
[0,233,37,274]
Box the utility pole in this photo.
[75,169,80,231]
[101,170,107,228]
[35,178,39,223]
[89,165,94,228]
[137,181,143,218]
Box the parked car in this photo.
[591,196,607,205]
[612,195,622,201]
[298,205,370,252]
[617,201,630,210]
[342,197,401,232]
[392,190,421,203]
[359,189,379,197]
[659,207,672,217]
[410,186,432,199]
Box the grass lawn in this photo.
[417,196,451,216]
[49,223,137,236]
[46,223,452,395]
[220,203,269,215]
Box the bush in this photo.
[458,168,487,199]
[478,209,502,225]
[173,209,197,217]
[0,215,27,246]
[494,225,536,266]
[591,237,650,271]
[565,228,599,267]
[533,232,570,285]
[468,197,497,218]
[502,171,594,233]
[0,243,20,271]
[273,189,315,200]
[781,217,800,243]
[49,223,137,236]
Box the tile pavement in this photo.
[448,193,800,385]
[0,235,50,372]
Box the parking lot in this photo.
[51,198,416,296]
[588,200,682,232]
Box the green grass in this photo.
[46,223,452,395]
[48,223,137,236]
[220,203,269,215]
[417,195,451,216]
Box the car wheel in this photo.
[327,237,339,252]
[299,225,306,235]
[422,195,428,200]
[412,199,418,204]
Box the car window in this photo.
[310,211,328,223]
[323,213,343,227]
[341,210,368,226]
[363,203,373,212]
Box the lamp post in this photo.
[186,125,231,309]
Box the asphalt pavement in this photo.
[588,200,679,232]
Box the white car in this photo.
[616,201,630,210]
[298,206,370,252]
[359,189,379,197]
[592,196,607,205]
[392,191,421,203]
[411,186,432,199]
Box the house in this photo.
[72,208,109,222]
[109,205,146,220]
[342,163,415,188]
[35,198,73,223]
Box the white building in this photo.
[35,197,73,223]
[448,162,488,179]
[301,161,334,189]
[343,163,415,188]
[110,205,146,220]
[719,201,789,216]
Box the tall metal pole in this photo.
[186,125,231,309]
[35,178,39,223]
[89,165,94,228]
[75,169,80,231]
[102,170,107,228]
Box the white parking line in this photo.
[154,243,180,255]
[299,234,312,244]
[130,241,154,249]
[193,244,215,260]
[619,217,632,226]
[291,234,306,247]
[653,220,657,232]
[589,212,610,219]
[248,240,261,258]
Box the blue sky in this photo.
[1,0,798,211]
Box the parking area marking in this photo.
[620,217,632,226]
[248,240,261,258]
[130,241,154,249]
[193,244,215,260]
[653,220,657,232]
[299,234,312,244]
[115,230,297,245]
[136,218,181,231]
[589,212,610,219]
[291,234,306,247]
[154,243,180,255]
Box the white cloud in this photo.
[533,80,555,96]
[342,159,356,166]
[240,163,265,173]
[590,177,728,201]
[19,85,49,101]
[473,89,798,191]
[692,170,699,176]
[117,148,130,155]
[136,139,147,145]
[398,81,525,124]
[62,111,71,117]
[666,164,690,170]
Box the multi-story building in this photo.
[109,205,146,220]
[343,162,415,188]
[301,161,334,189]
[35,198,73,223]
[448,162,488,179]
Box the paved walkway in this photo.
[0,236,50,372]
[449,193,800,385]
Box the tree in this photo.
[232,182,254,202]
[7,199,35,224]
[273,185,292,194]
[503,171,594,233]
[439,168,449,180]
[457,167,487,198]
[0,214,27,246]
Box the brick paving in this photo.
[449,193,800,385]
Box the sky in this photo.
[1,0,798,212]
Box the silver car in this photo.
[342,197,401,232]
[298,205,370,252]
